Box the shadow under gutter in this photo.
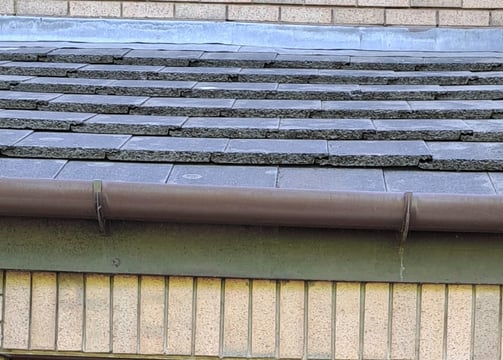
[1,177,502,235]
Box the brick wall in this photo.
[0,0,503,26]
[1,270,502,359]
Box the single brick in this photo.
[463,0,502,8]
[123,2,174,18]
[307,281,332,359]
[195,278,221,356]
[363,283,389,360]
[439,10,490,26]
[166,276,194,355]
[391,284,417,360]
[223,279,249,356]
[492,11,503,26]
[69,1,121,17]
[0,0,15,14]
[385,9,437,26]
[419,284,445,360]
[333,7,384,25]
[279,280,304,359]
[85,274,111,353]
[446,285,472,360]
[139,276,165,354]
[411,0,461,6]
[280,6,332,23]
[251,280,277,357]
[15,0,68,16]
[30,272,57,350]
[228,5,280,21]
[175,3,226,19]
[112,275,138,354]
[57,273,84,351]
[335,282,360,359]
[305,0,355,4]
[357,0,409,6]
[3,271,31,349]
[473,285,500,360]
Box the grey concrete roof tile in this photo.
[278,118,374,139]
[159,67,241,82]
[369,119,471,140]
[407,100,498,118]
[213,139,327,165]
[198,52,277,67]
[276,84,358,100]
[278,167,385,192]
[231,99,321,117]
[350,56,423,70]
[44,94,149,113]
[321,100,411,118]
[0,129,33,146]
[462,120,503,141]
[176,117,279,138]
[0,109,94,130]
[106,80,196,96]
[135,98,235,116]
[112,136,229,162]
[6,132,131,159]
[357,85,442,100]
[324,140,431,167]
[192,82,278,98]
[57,161,173,183]
[385,170,495,194]
[47,48,131,63]
[488,173,503,194]
[0,62,87,76]
[168,164,277,187]
[0,158,67,179]
[75,64,165,80]
[423,142,503,170]
[76,114,187,135]
[273,54,350,69]
[435,85,503,100]
[15,77,115,94]
[472,71,503,85]
[238,68,321,83]
[0,91,62,109]
[120,50,204,66]
[0,47,55,61]
[0,75,34,89]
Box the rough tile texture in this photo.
[0,158,66,178]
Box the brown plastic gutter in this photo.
[1,177,502,233]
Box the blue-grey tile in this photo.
[0,109,95,130]
[15,77,115,94]
[176,117,279,138]
[278,118,374,139]
[105,79,196,96]
[423,142,503,170]
[385,170,495,194]
[370,119,471,140]
[321,100,411,118]
[0,90,62,109]
[47,48,131,63]
[463,120,503,141]
[6,132,130,159]
[121,50,203,66]
[112,136,229,162]
[213,139,327,165]
[75,64,165,79]
[159,67,241,82]
[0,62,87,76]
[134,98,235,116]
[0,47,55,61]
[57,161,173,183]
[0,158,66,179]
[231,99,321,117]
[407,100,498,119]
[278,167,385,192]
[325,140,431,167]
[45,94,149,113]
[168,164,277,187]
[0,129,32,146]
[0,75,34,89]
[77,114,187,135]
[198,52,277,67]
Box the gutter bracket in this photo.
[93,180,108,235]
[399,192,413,245]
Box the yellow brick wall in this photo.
[1,270,502,359]
[2,0,503,26]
